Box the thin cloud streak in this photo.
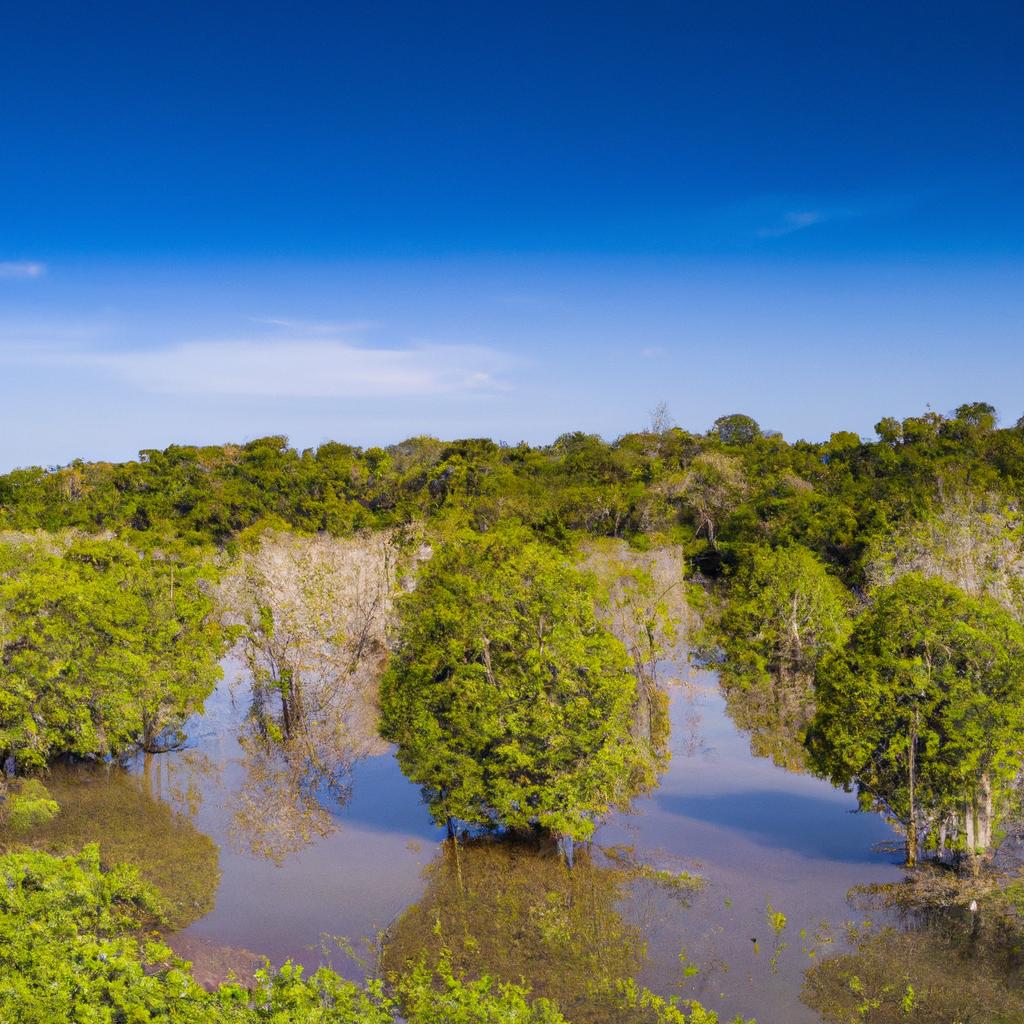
[0,333,514,399]
[0,261,47,278]
[756,210,830,239]
[248,317,381,335]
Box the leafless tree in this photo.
[580,539,696,756]
[866,492,1024,619]
[218,529,408,743]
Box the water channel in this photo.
[20,656,935,1022]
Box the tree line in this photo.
[4,401,1024,869]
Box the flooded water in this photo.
[21,662,921,1023]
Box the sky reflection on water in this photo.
[89,662,906,1022]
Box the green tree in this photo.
[379,526,649,843]
[704,545,851,771]
[0,536,225,769]
[808,574,1024,869]
[710,414,762,446]
[714,545,852,682]
[680,452,748,550]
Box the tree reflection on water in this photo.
[719,665,815,773]
[0,761,220,930]
[381,835,702,1024]
[803,874,1024,1023]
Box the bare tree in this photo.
[217,528,426,858]
[580,539,695,757]
[219,529,408,736]
[866,493,1024,619]
[648,400,675,436]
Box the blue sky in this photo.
[1,2,1022,468]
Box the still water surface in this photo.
[43,662,908,1023]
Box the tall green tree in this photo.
[0,536,225,769]
[703,545,851,771]
[808,573,1024,869]
[714,545,852,682]
[379,526,650,842]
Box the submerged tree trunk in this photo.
[964,773,994,876]
[557,832,576,868]
[906,711,918,867]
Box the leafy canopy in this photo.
[808,573,1024,863]
[0,535,225,769]
[380,525,650,841]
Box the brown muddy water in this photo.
[15,662,943,1023]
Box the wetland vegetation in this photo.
[3,402,1024,1022]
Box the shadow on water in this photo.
[329,752,445,841]
[654,789,898,865]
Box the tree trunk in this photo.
[978,772,993,855]
[558,833,576,868]
[965,773,993,876]
[905,711,918,867]
[963,798,978,876]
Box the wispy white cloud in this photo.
[248,316,380,335]
[0,261,46,279]
[100,338,508,397]
[756,210,830,239]
[0,330,513,399]
[640,346,666,358]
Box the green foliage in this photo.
[710,545,852,682]
[0,846,731,1024]
[808,573,1024,866]
[710,414,762,446]
[0,535,226,769]
[5,404,1024,1017]
[1,763,221,929]
[0,778,59,832]
[380,525,650,841]
[1,402,1023,588]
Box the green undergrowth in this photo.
[0,845,752,1024]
